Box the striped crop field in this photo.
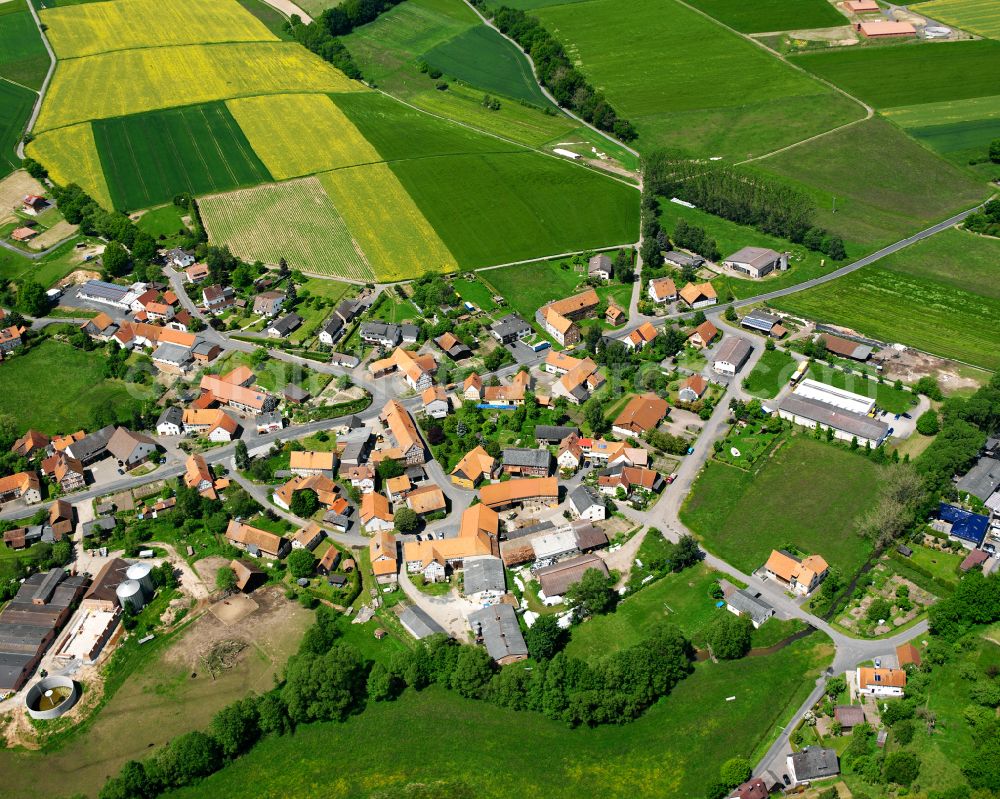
[25,123,114,208]
[93,102,272,210]
[36,42,363,131]
[318,163,458,281]
[199,178,375,282]
[914,0,1000,39]
[40,0,276,59]
[226,94,380,181]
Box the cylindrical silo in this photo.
[126,562,155,597]
[116,579,146,612]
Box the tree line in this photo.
[485,5,637,142]
[99,605,694,798]
[643,151,846,260]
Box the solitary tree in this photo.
[720,757,753,788]
[525,613,565,660]
[287,549,316,580]
[102,241,131,278]
[916,409,940,436]
[290,488,319,518]
[234,440,250,470]
[708,612,752,660]
[394,507,419,533]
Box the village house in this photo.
[106,427,157,469]
[679,374,708,403]
[725,588,774,628]
[199,371,277,416]
[588,253,613,281]
[360,322,403,348]
[687,319,719,349]
[183,454,215,496]
[156,406,183,437]
[605,303,625,326]
[857,666,907,698]
[182,409,239,442]
[598,465,663,499]
[0,324,27,353]
[469,603,527,665]
[463,372,483,402]
[568,485,606,521]
[480,476,558,511]
[535,288,599,346]
[501,448,552,478]
[421,385,450,419]
[342,464,376,494]
[360,492,395,533]
[202,285,235,313]
[11,429,50,458]
[368,347,436,391]
[370,531,398,584]
[403,504,500,583]
[450,445,497,489]
[184,262,210,283]
[253,290,285,317]
[21,194,47,215]
[764,549,828,595]
[787,748,839,786]
[225,519,290,560]
[273,474,339,511]
[679,282,717,309]
[625,321,658,351]
[385,475,411,504]
[318,316,343,346]
[490,313,532,345]
[545,351,604,405]
[380,400,427,465]
[483,371,534,407]
[612,393,669,438]
[406,484,446,517]
[648,276,677,304]
[722,247,787,279]
[291,521,325,552]
[557,432,585,472]
[434,332,471,361]
[166,248,195,269]
[50,454,86,493]
[266,313,302,339]
[290,450,336,479]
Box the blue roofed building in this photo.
[937,503,990,547]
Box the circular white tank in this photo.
[24,676,79,720]
[126,562,155,597]
[116,579,146,612]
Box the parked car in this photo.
[902,412,912,420]
[782,775,791,786]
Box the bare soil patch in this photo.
[0,171,45,224]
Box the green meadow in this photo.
[681,436,879,576]
[94,101,272,210]
[0,0,49,90]
[688,0,846,33]
[0,80,34,177]
[533,0,864,158]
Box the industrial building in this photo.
[793,378,876,416]
[776,393,889,448]
[0,569,90,695]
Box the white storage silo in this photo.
[116,579,146,612]
[126,562,155,597]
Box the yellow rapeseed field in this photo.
[26,123,114,210]
[319,164,457,281]
[36,42,364,132]
[914,0,1000,39]
[41,0,276,60]
[227,94,380,181]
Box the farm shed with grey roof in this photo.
[534,425,579,443]
[725,589,774,627]
[535,553,608,597]
[462,556,505,596]
[957,456,1000,502]
[502,448,551,469]
[398,605,446,640]
[468,604,527,664]
[777,394,889,446]
[788,747,839,783]
[503,519,554,542]
[740,309,780,334]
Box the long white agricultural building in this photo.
[794,378,877,416]
[776,393,890,447]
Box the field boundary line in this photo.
[0,75,38,94]
[371,86,641,190]
[459,0,642,168]
[17,0,55,157]
[48,36,290,63]
[473,242,637,273]
[670,0,874,153]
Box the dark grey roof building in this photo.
[502,448,551,473]
[534,425,579,443]
[503,519,555,542]
[787,747,839,784]
[462,556,505,596]
[66,425,116,464]
[399,605,447,640]
[957,456,1000,502]
[725,588,774,628]
[490,313,532,344]
[741,309,780,334]
[778,394,890,446]
[468,604,527,664]
[267,313,302,338]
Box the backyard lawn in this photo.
[743,348,796,399]
[907,544,964,587]
[0,339,148,433]
[479,258,584,321]
[564,562,725,660]
[681,435,880,576]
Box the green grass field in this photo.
[137,204,189,239]
[479,258,585,321]
[168,636,830,799]
[93,102,272,210]
[805,363,916,414]
[0,1,49,90]
[791,39,1000,109]
[236,0,294,40]
[884,94,1000,164]
[332,91,521,161]
[681,435,879,576]
[0,340,149,432]
[743,348,796,399]
[423,25,550,105]
[390,152,638,268]
[687,0,846,33]
[565,563,725,660]
[533,0,864,158]
[0,80,34,178]
[453,274,500,311]
[750,117,988,248]
[773,250,1000,371]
